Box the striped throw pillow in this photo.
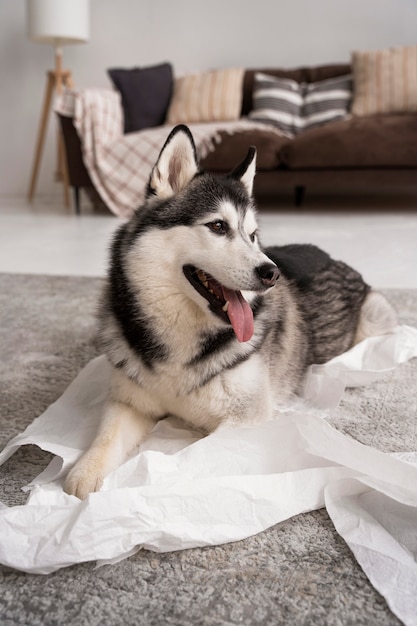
[249,74,302,136]
[248,72,352,136]
[166,68,244,124]
[352,45,417,116]
[304,75,353,127]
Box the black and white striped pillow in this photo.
[249,72,353,136]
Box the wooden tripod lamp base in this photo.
[26,0,90,211]
[27,48,74,208]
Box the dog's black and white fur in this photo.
[65,125,397,499]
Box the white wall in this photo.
[0,0,416,198]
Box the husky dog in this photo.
[65,125,397,499]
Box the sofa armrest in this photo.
[58,114,93,188]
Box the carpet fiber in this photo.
[0,273,416,625]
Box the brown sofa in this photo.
[60,63,417,213]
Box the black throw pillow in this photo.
[108,62,173,133]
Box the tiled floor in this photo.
[0,194,416,289]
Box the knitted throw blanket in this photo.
[57,89,285,218]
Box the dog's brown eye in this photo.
[250,230,257,243]
[207,220,228,235]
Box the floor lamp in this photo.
[26,0,90,209]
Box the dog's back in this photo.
[266,244,370,365]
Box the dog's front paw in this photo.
[64,456,106,500]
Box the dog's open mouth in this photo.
[183,265,254,342]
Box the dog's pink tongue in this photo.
[221,287,254,342]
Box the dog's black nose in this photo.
[256,263,280,287]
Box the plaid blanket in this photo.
[57,89,285,218]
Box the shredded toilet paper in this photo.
[0,325,417,626]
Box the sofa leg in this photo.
[73,187,81,215]
[294,185,306,207]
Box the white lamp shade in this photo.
[27,0,90,45]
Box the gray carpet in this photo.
[0,273,416,626]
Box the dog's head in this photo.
[137,125,279,342]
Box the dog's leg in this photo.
[355,291,398,344]
[64,401,156,500]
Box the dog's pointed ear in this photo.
[229,146,257,196]
[148,125,199,199]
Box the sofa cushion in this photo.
[248,73,352,136]
[166,68,244,124]
[280,114,417,169]
[200,129,289,171]
[108,63,173,133]
[352,45,417,116]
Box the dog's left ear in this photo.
[148,125,199,199]
[229,146,257,196]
